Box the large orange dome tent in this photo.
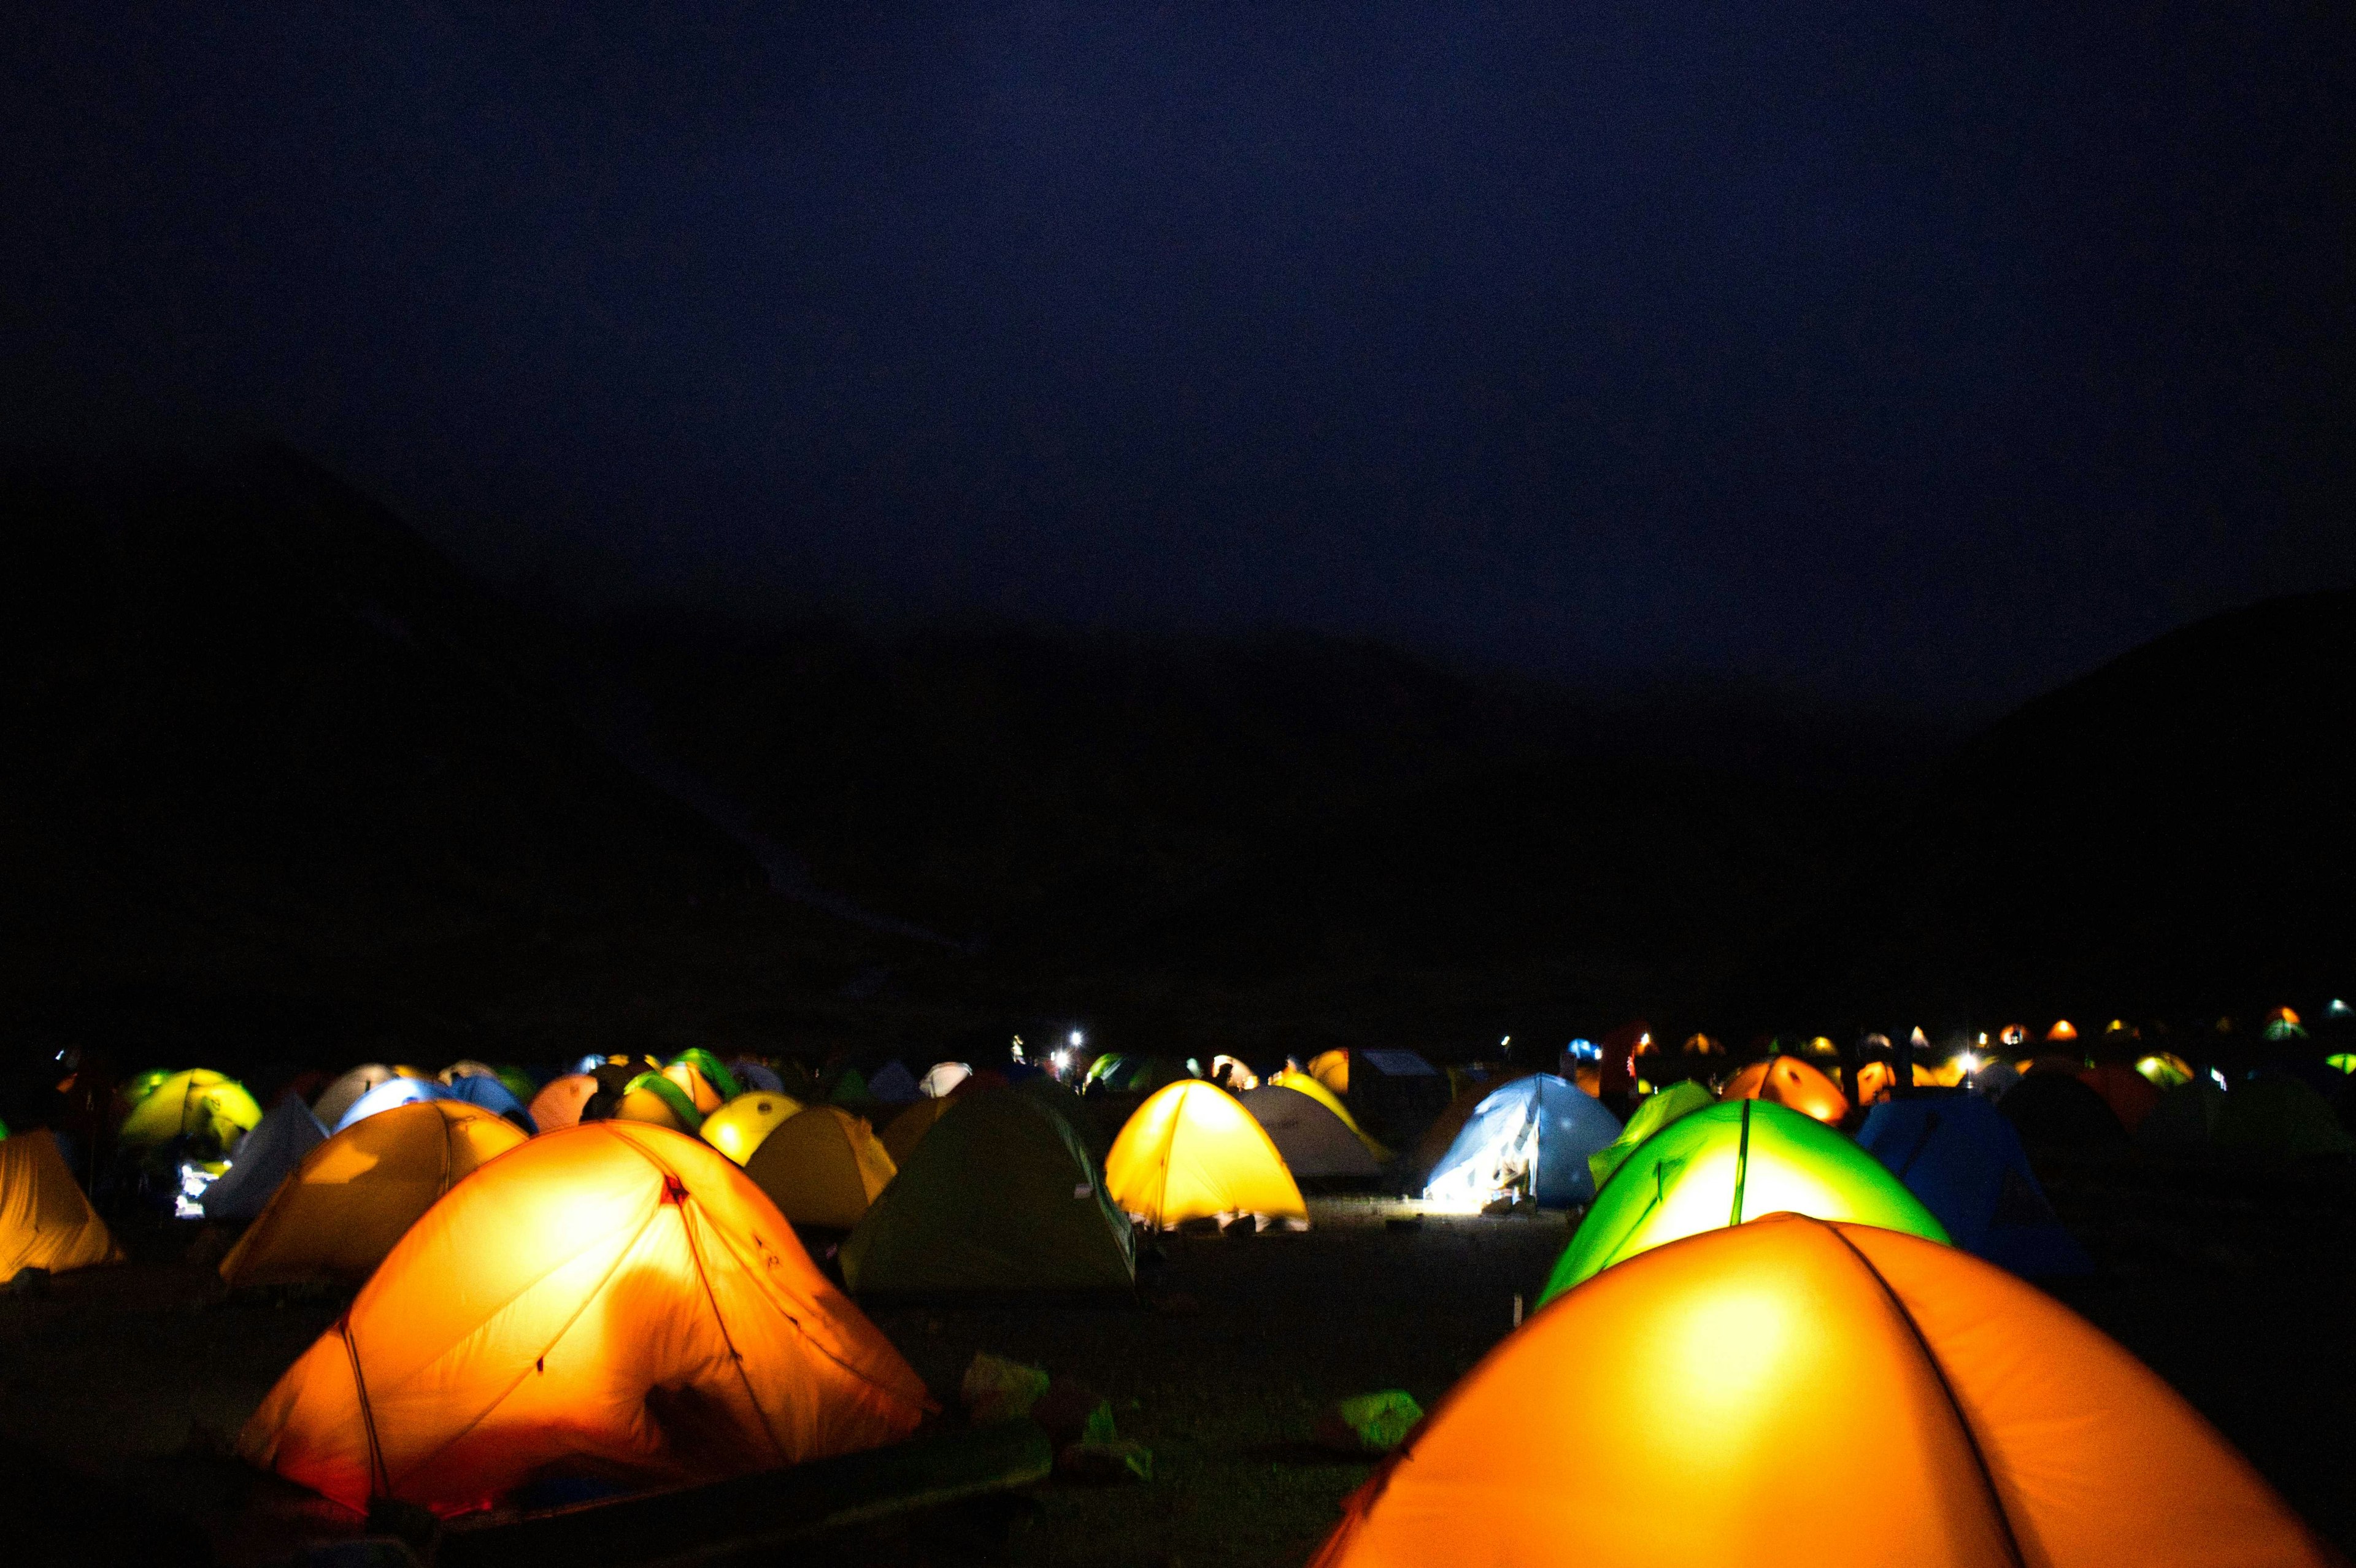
[1105,1081,1306,1230]
[1719,1055,1849,1125]
[0,1130,122,1278]
[219,1100,528,1289]
[237,1121,931,1515]
[1311,1216,2335,1567]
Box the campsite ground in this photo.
[0,1158,2350,1567]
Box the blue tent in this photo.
[1858,1092,2090,1277]
[444,1070,538,1133]
[333,1074,453,1133]
[1423,1074,1622,1210]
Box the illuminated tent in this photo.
[2328,1053,2356,1075]
[2214,1076,2356,1159]
[1587,1080,1714,1192]
[1106,1082,1307,1230]
[442,1070,536,1132]
[615,1071,703,1132]
[2135,1052,2196,1088]
[237,1122,930,1515]
[201,1095,327,1221]
[700,1093,804,1165]
[1850,1059,1903,1105]
[333,1074,455,1133]
[866,1060,919,1104]
[117,1070,263,1156]
[1243,1085,1383,1180]
[1967,1059,2022,1100]
[1410,1072,1528,1180]
[1719,1055,1849,1126]
[1423,1076,1620,1210]
[1306,1050,1350,1097]
[0,1129,122,1279]
[670,1050,743,1103]
[743,1106,896,1229]
[1857,1094,2090,1277]
[2263,1005,2308,1042]
[220,1101,529,1289]
[526,1073,599,1133]
[841,1092,1136,1297]
[919,1062,972,1099]
[1312,1217,2335,1568]
[2046,1018,2081,1042]
[1541,1100,1944,1302]
[438,1060,500,1087]
[661,1059,728,1116]
[312,1065,428,1130]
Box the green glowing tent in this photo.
[1586,1080,1715,1191]
[1540,1099,1948,1304]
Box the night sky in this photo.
[7,5,2351,719]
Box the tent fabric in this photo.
[2214,1076,2356,1159]
[1411,1073,1531,1180]
[1268,1072,1388,1161]
[438,1061,501,1087]
[220,1101,530,1289]
[919,1062,972,1099]
[731,1060,787,1096]
[1998,1070,2131,1155]
[526,1073,600,1133]
[662,1061,727,1116]
[616,1072,703,1132]
[0,1129,123,1278]
[1106,1082,1307,1230]
[2136,1053,2196,1088]
[1720,1056,1849,1125]
[1423,1076,1621,1210]
[828,1066,872,1107]
[442,1070,537,1132]
[1243,1085,1382,1180]
[117,1069,264,1155]
[1587,1080,1714,1193]
[2076,1064,2160,1132]
[237,1121,931,1515]
[312,1066,428,1131]
[881,1096,959,1166]
[866,1060,919,1104]
[842,1092,1135,1297]
[2137,1081,2227,1150]
[1857,1094,2090,1277]
[202,1096,328,1221]
[1542,1099,1946,1302]
[701,1093,805,1166]
[1967,1060,2022,1100]
[1312,1216,2335,1568]
[333,1075,456,1134]
[669,1050,743,1103]
[1306,1050,1350,1097]
[743,1106,897,1229]
[1013,1075,1112,1168]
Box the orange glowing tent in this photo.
[219,1101,528,1289]
[0,1129,122,1278]
[236,1121,932,1515]
[615,1070,703,1132]
[742,1105,896,1229]
[1312,1215,2334,1568]
[1719,1056,1848,1125]
[1306,1050,1350,1098]
[2046,1018,2080,1042]
[526,1072,599,1132]
[1106,1081,1307,1229]
[663,1059,728,1115]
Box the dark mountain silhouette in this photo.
[1736,588,2356,1026]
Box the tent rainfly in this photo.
[1422,1075,1620,1210]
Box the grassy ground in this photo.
[0,1162,2349,1566]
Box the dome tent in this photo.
[1998,1070,2130,1155]
[1267,1072,1388,1161]
[866,1059,920,1105]
[442,1069,537,1132]
[1719,1055,1849,1126]
[1014,1074,1113,1167]
[220,1100,529,1289]
[1242,1084,1382,1180]
[312,1065,429,1130]
[1311,1216,2335,1568]
[2138,1080,2227,1150]
[1541,1099,1945,1303]
[237,1122,930,1515]
[526,1072,599,1132]
[1106,1082,1307,1231]
[201,1095,327,1222]
[743,1105,897,1229]
[1857,1093,2090,1277]
[615,1070,704,1132]
[1423,1075,1621,1210]
[333,1075,455,1134]
[919,1062,972,1099]
[841,1092,1136,1298]
[117,1069,264,1156]
[1,1130,121,1279]
[880,1096,958,1166]
[1585,1080,1713,1192]
[2214,1075,2356,1159]
[700,1092,804,1166]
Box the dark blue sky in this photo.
[7,5,2351,717]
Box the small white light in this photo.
[2210,1068,2227,1090]
[1069,1029,1084,1047]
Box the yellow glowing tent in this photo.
[1306,1050,1350,1097]
[1106,1081,1307,1230]
[236,1121,931,1515]
[743,1105,896,1229]
[701,1092,806,1165]
[615,1071,703,1132]
[218,1100,529,1289]
[1312,1215,2333,1567]
[117,1069,263,1156]
[0,1129,122,1278]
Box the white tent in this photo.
[919,1061,972,1099]
[1241,1085,1380,1179]
[312,1064,407,1129]
[202,1095,327,1221]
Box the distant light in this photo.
[1639,1034,1651,1047]
[1500,1035,1511,1047]
[1976,1032,1988,1046]
[175,1161,220,1220]
[1052,1050,1071,1071]
[1069,1029,1085,1047]
[1957,1052,1981,1075]
[2209,1068,2227,1090]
